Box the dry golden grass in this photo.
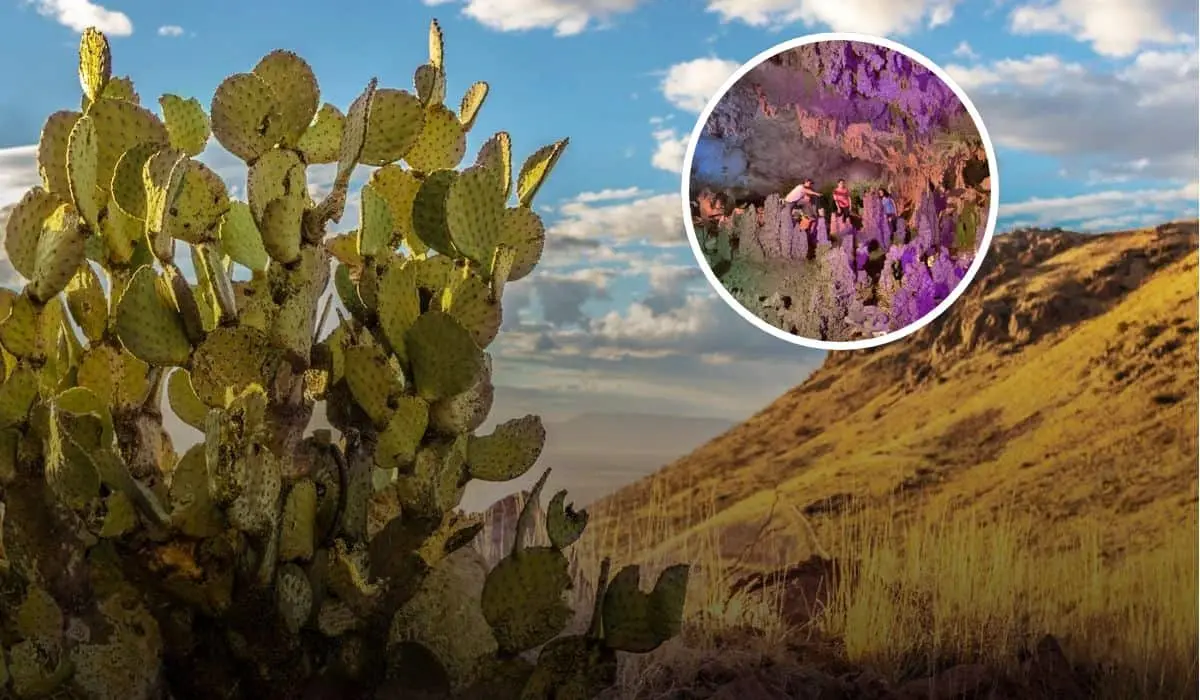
[568,486,1198,699]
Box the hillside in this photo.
[586,221,1199,568]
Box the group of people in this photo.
[692,178,900,235]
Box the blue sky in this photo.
[0,0,1197,425]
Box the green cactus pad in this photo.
[210,72,284,162]
[475,131,513,200]
[343,343,404,428]
[334,263,368,322]
[428,355,493,434]
[259,193,305,264]
[521,635,617,700]
[410,169,459,255]
[480,547,573,654]
[16,585,63,644]
[368,164,426,254]
[276,562,314,634]
[442,272,502,347]
[66,115,102,227]
[164,160,229,244]
[404,435,469,516]
[247,147,305,222]
[109,142,157,220]
[546,490,588,550]
[227,448,282,536]
[74,344,150,410]
[377,262,422,358]
[38,110,82,199]
[5,186,60,280]
[458,81,489,131]
[166,368,208,431]
[114,265,192,367]
[190,245,222,331]
[189,325,275,407]
[252,50,321,148]
[489,244,515,303]
[405,310,483,401]
[358,182,394,258]
[600,564,689,653]
[32,203,88,303]
[77,28,112,102]
[142,148,187,237]
[0,294,36,361]
[99,490,137,537]
[99,203,140,264]
[500,206,547,281]
[0,366,38,428]
[465,414,545,482]
[216,200,269,272]
[429,19,445,69]
[357,258,381,312]
[65,263,107,343]
[280,480,318,562]
[159,94,211,157]
[297,103,344,164]
[359,88,425,166]
[444,164,505,265]
[405,104,466,173]
[516,138,569,208]
[80,75,139,111]
[375,396,429,471]
[334,78,377,191]
[89,96,171,198]
[326,231,362,270]
[414,64,447,107]
[45,405,103,509]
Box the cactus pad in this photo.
[32,204,88,303]
[410,169,459,255]
[276,563,314,634]
[476,131,513,200]
[163,160,230,244]
[445,164,505,265]
[167,368,208,431]
[480,547,573,654]
[429,19,445,69]
[297,103,344,164]
[404,104,466,173]
[109,142,157,220]
[64,263,107,343]
[75,344,149,410]
[442,272,502,347]
[247,147,304,221]
[252,50,320,148]
[77,27,112,102]
[280,480,318,561]
[367,164,425,254]
[357,182,394,258]
[428,355,493,434]
[114,265,192,366]
[159,94,212,157]
[546,490,588,550]
[359,88,425,166]
[458,81,489,131]
[189,325,275,407]
[66,115,102,227]
[343,343,404,428]
[142,148,187,237]
[89,97,171,198]
[376,262,422,358]
[499,207,547,281]
[0,367,38,428]
[405,310,483,401]
[465,415,545,482]
[38,110,82,199]
[375,396,429,471]
[210,72,284,162]
[5,186,60,280]
[516,139,569,208]
[259,193,305,264]
[601,564,689,653]
[217,200,269,271]
[334,78,376,188]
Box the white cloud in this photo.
[446,0,642,35]
[952,41,978,59]
[157,25,184,37]
[944,48,1199,180]
[31,0,133,36]
[660,57,741,114]
[549,192,684,246]
[650,128,687,173]
[703,0,960,35]
[1000,180,1199,229]
[0,146,40,209]
[1008,0,1195,57]
[569,187,650,203]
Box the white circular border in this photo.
[681,32,1001,352]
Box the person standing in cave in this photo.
[833,179,852,222]
[785,178,821,220]
[879,187,898,234]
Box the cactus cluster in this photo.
[0,22,687,699]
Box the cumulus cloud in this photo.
[952,41,978,59]
[548,192,684,246]
[157,25,184,37]
[703,0,959,35]
[660,58,741,114]
[436,0,642,35]
[31,0,133,35]
[999,180,1199,230]
[945,48,1199,180]
[1008,0,1196,57]
[650,128,688,173]
[0,146,40,209]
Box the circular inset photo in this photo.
[682,34,999,350]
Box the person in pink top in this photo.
[833,179,852,221]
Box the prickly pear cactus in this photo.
[0,23,688,700]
